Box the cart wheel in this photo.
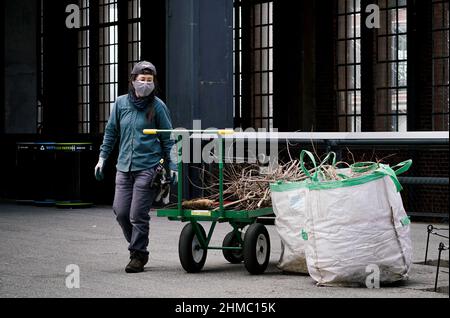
[243,223,270,275]
[222,231,244,264]
[179,223,208,273]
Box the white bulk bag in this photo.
[272,150,412,286]
[269,152,337,274]
[270,185,309,273]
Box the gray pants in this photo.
[113,167,157,255]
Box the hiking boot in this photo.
[125,251,149,273]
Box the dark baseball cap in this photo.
[131,61,157,76]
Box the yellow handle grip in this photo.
[217,130,235,136]
[143,129,234,135]
[143,129,158,135]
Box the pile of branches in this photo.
[183,151,388,211]
[214,161,309,210]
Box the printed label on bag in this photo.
[301,229,308,241]
[191,210,212,217]
[289,193,305,211]
[400,216,411,226]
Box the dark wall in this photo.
[166,0,233,130]
[1,0,4,135]
[4,0,38,134]
[314,0,337,132]
[408,0,433,131]
[274,1,337,132]
[42,0,79,136]
[1,0,101,202]
[273,1,304,132]
[198,0,233,129]
[2,0,39,200]
[141,0,166,100]
[2,0,79,137]
[2,0,234,203]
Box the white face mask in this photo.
[133,81,155,97]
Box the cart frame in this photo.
[143,129,273,274]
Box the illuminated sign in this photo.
[16,142,94,153]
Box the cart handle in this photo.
[143,129,235,136]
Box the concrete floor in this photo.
[0,202,448,298]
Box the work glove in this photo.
[94,157,105,181]
[170,170,178,185]
[155,184,171,206]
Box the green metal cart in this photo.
[143,129,273,275]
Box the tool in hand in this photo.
[152,159,172,206]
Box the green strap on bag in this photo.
[300,150,338,182]
[319,151,337,167]
[349,160,412,191]
[299,150,413,192]
[351,162,378,174]
[391,160,413,176]
[300,150,319,181]
[376,159,413,192]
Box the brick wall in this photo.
[344,147,448,218]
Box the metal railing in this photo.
[423,225,449,293]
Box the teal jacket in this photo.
[100,95,177,173]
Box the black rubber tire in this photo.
[243,223,271,275]
[222,231,244,264]
[178,223,208,273]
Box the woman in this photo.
[95,61,178,273]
